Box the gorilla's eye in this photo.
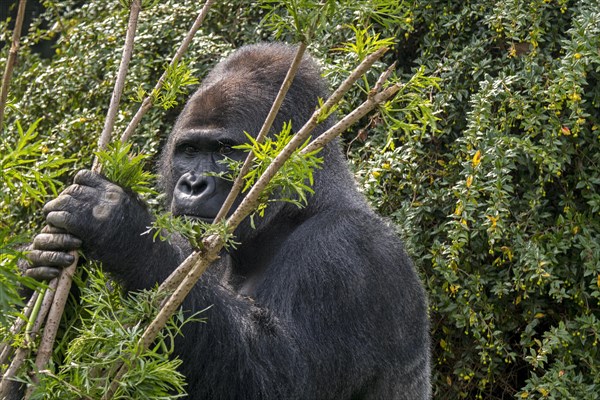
[219,146,233,155]
[183,145,198,155]
[218,142,234,155]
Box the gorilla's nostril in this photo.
[191,181,207,196]
[180,181,193,195]
[176,172,215,199]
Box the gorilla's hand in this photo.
[27,170,154,279]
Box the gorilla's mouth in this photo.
[173,211,216,224]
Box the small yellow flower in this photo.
[472,150,482,168]
[466,175,474,188]
[486,215,499,228]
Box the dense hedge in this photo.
[353,1,600,398]
[2,0,599,399]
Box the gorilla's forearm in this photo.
[101,232,192,293]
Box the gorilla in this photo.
[24,43,431,399]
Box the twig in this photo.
[214,42,308,223]
[0,0,28,132]
[0,291,38,366]
[301,83,402,155]
[0,279,57,397]
[157,246,203,294]
[119,0,216,143]
[26,262,77,396]
[92,0,142,172]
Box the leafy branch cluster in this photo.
[236,123,323,219]
[94,141,157,197]
[0,119,74,210]
[27,264,195,399]
[149,213,239,251]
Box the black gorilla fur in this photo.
[25,43,431,399]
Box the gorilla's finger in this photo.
[27,249,75,267]
[42,224,66,234]
[43,193,77,214]
[74,169,111,189]
[25,266,61,281]
[62,182,100,197]
[46,211,76,232]
[33,233,82,251]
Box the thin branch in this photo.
[0,279,57,397]
[92,0,142,173]
[301,83,402,155]
[157,246,203,294]
[29,263,77,387]
[371,61,396,96]
[119,0,216,143]
[214,42,308,222]
[0,291,38,366]
[0,0,28,132]
[225,47,389,231]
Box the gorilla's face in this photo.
[169,126,246,222]
[160,43,328,223]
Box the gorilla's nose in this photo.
[175,171,216,199]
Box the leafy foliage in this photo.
[28,264,195,399]
[0,119,73,210]
[95,141,157,197]
[236,123,323,216]
[149,213,239,251]
[349,1,600,398]
[0,119,73,327]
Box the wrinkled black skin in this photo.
[23,43,431,399]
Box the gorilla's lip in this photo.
[173,212,215,224]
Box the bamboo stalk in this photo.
[0,0,28,132]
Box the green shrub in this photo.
[351,1,600,398]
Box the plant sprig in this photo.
[236,122,323,216]
[94,141,157,196]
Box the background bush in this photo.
[1,0,599,398]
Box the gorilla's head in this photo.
[159,43,336,226]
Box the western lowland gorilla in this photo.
[24,43,431,399]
